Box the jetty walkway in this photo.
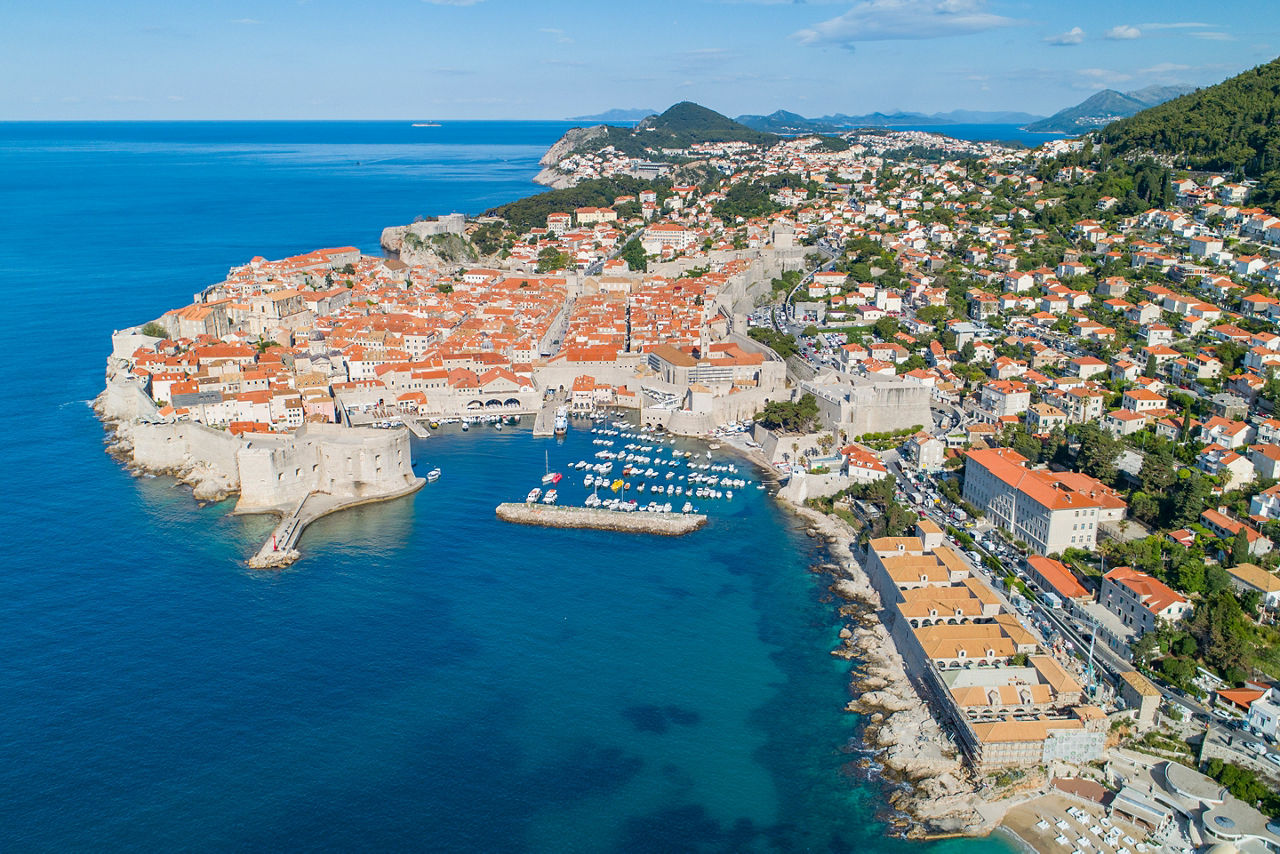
[247,479,426,569]
[495,502,707,535]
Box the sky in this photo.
[2,0,1276,121]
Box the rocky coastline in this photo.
[94,370,239,503]
[782,499,1008,839]
[532,124,610,188]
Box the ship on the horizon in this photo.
[412,122,442,127]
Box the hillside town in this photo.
[106,115,1280,847]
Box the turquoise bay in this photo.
[0,122,1010,852]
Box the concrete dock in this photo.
[531,395,567,437]
[402,419,431,439]
[495,502,707,535]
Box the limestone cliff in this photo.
[380,224,481,268]
[538,124,609,168]
[533,124,610,187]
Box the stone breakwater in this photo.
[785,502,1002,838]
[495,503,707,535]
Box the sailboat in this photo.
[541,450,560,485]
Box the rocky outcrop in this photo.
[539,124,609,168]
[532,168,577,189]
[533,124,612,187]
[380,224,478,268]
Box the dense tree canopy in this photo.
[1100,56,1280,204]
[756,393,820,433]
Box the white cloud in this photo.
[1137,62,1190,74]
[793,0,1017,47]
[539,27,573,43]
[1105,25,1141,40]
[1189,31,1234,41]
[1045,26,1085,45]
[1073,67,1132,89]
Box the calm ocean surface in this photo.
[0,121,1013,852]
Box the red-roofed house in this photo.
[1100,566,1191,638]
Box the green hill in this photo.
[633,102,777,148]
[1099,57,1280,200]
[556,102,777,161]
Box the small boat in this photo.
[494,421,503,431]
[553,406,569,437]
[526,487,542,503]
[429,420,439,429]
[542,489,558,505]
[541,450,559,484]
[461,421,469,431]
[426,468,441,482]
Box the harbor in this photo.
[495,502,707,535]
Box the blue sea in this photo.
[0,122,1013,853]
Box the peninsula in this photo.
[99,56,1280,844]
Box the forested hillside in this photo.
[1100,57,1280,203]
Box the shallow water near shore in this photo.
[0,122,1012,852]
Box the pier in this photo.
[495,502,707,535]
[531,393,568,437]
[402,419,431,439]
[247,479,426,569]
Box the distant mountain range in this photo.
[565,108,657,122]
[734,108,1045,134]
[1022,85,1196,134]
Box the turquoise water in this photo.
[0,122,1012,852]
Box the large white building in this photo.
[962,448,1126,556]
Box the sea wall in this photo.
[131,422,243,500]
[496,503,706,535]
[235,422,421,513]
[98,373,422,511]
